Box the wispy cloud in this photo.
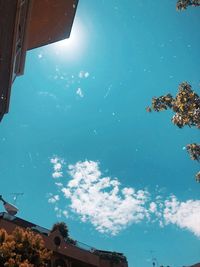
[48,194,60,204]
[48,158,200,237]
[50,157,64,179]
[162,196,200,237]
[65,161,150,235]
[49,159,149,235]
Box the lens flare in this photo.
[48,18,87,60]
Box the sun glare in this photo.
[49,19,86,60]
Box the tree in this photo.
[176,0,200,10]
[149,82,200,129]
[93,250,127,264]
[196,171,200,182]
[51,222,69,239]
[174,2,200,179]
[51,222,76,245]
[0,227,51,267]
[147,82,200,182]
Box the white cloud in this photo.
[65,161,150,235]
[62,210,68,218]
[149,202,157,213]
[55,182,63,187]
[50,158,58,164]
[52,172,63,179]
[54,206,62,218]
[54,162,62,171]
[162,196,200,237]
[49,158,200,237]
[48,194,60,204]
[50,157,64,179]
[50,160,149,235]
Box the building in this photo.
[0,0,78,121]
[0,212,128,267]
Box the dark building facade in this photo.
[0,212,128,267]
[0,0,78,121]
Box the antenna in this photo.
[0,195,18,216]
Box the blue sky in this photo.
[0,1,200,266]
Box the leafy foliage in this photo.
[94,250,127,264]
[51,222,76,245]
[196,171,200,182]
[187,144,200,182]
[186,143,200,161]
[176,0,200,10]
[150,82,200,129]
[147,82,200,181]
[0,227,51,267]
[51,222,69,239]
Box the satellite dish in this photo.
[4,202,18,215]
[0,195,18,215]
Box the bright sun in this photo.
[49,19,86,60]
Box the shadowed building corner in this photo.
[0,0,79,122]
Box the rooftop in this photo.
[0,212,128,266]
